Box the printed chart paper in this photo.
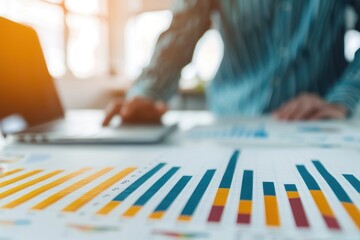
[186,121,360,148]
[0,147,359,240]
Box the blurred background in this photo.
[0,0,359,111]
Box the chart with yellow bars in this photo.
[0,148,359,240]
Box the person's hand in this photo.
[273,93,347,121]
[102,97,168,126]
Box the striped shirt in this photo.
[127,0,360,116]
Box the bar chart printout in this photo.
[178,170,216,222]
[296,165,341,230]
[312,161,360,229]
[284,184,309,228]
[123,167,179,217]
[97,163,165,215]
[1,148,360,240]
[237,170,253,224]
[149,176,192,220]
[2,168,91,209]
[0,170,63,200]
[32,168,114,210]
[263,182,280,227]
[62,167,136,213]
[343,174,360,193]
[208,150,239,222]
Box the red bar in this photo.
[208,206,224,222]
[237,214,251,224]
[323,216,341,230]
[289,198,309,228]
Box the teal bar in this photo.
[113,163,165,202]
[180,170,216,217]
[134,167,179,206]
[312,160,352,203]
[263,182,276,196]
[153,176,191,212]
[343,174,360,193]
[219,150,239,188]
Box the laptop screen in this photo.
[0,17,64,134]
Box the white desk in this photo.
[0,111,360,240]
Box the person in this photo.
[103,0,360,126]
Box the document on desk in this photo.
[0,147,359,240]
[186,121,360,148]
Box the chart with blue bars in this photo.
[0,148,359,240]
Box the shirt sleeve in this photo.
[126,0,213,102]
[326,0,360,116]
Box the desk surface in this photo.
[0,110,360,240]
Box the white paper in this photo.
[0,147,359,240]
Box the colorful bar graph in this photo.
[208,150,239,222]
[0,170,63,199]
[0,170,43,188]
[312,160,360,229]
[97,163,165,215]
[63,167,135,212]
[123,167,179,217]
[237,170,253,224]
[263,182,280,227]
[0,168,23,178]
[149,176,191,220]
[32,168,113,210]
[284,184,309,228]
[296,165,341,230]
[2,168,90,209]
[343,174,360,193]
[178,170,215,222]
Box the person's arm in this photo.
[102,0,213,126]
[126,0,213,102]
[325,0,360,116]
[275,2,360,121]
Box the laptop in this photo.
[0,17,176,144]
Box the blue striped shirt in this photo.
[127,0,360,116]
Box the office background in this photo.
[0,0,359,110]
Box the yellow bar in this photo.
[0,170,43,188]
[2,168,90,209]
[286,191,300,199]
[0,170,63,199]
[342,202,360,229]
[310,190,335,217]
[238,200,252,215]
[32,168,113,210]
[0,168,23,178]
[123,206,142,217]
[149,211,165,220]
[97,201,121,215]
[178,215,192,222]
[62,167,135,213]
[213,188,229,207]
[264,196,280,227]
